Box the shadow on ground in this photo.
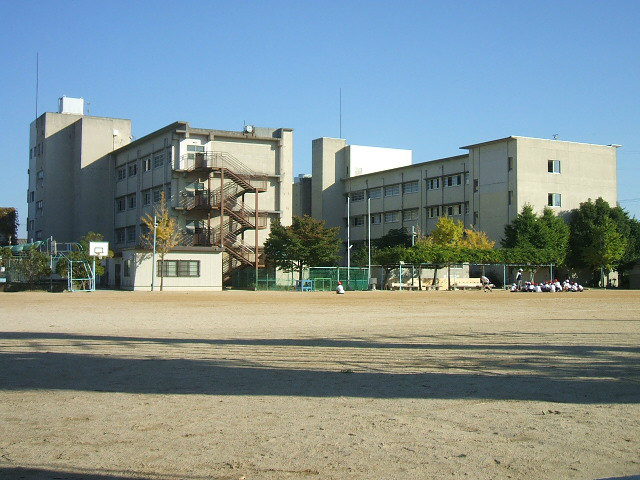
[1,332,638,403]
[0,466,219,480]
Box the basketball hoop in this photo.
[89,242,109,259]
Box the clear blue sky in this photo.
[2,0,639,238]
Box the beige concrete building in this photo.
[27,97,132,242]
[27,98,293,290]
[109,121,293,290]
[310,136,618,252]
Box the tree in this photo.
[580,216,626,285]
[264,215,341,281]
[140,192,185,291]
[12,246,50,286]
[373,245,411,287]
[501,205,569,275]
[375,227,412,249]
[568,198,629,285]
[0,208,18,245]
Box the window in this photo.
[28,191,34,203]
[444,174,462,187]
[384,211,399,223]
[403,209,418,221]
[128,194,136,209]
[126,226,136,243]
[465,202,469,214]
[548,193,562,207]
[427,178,439,190]
[187,145,205,152]
[370,213,382,224]
[473,212,479,225]
[384,185,400,197]
[473,179,479,193]
[508,157,514,171]
[128,163,137,177]
[36,170,44,188]
[403,181,418,195]
[143,156,152,172]
[368,187,382,199]
[115,228,125,244]
[508,190,513,206]
[123,260,131,277]
[445,205,460,216]
[143,190,151,206]
[153,154,164,168]
[427,206,440,218]
[352,216,365,226]
[117,167,126,181]
[548,160,561,174]
[350,190,365,202]
[116,197,126,212]
[35,230,42,240]
[36,200,43,211]
[153,188,161,203]
[165,183,172,200]
[28,219,34,231]
[157,260,200,277]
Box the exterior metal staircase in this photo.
[178,151,269,284]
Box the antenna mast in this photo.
[35,52,39,120]
[339,88,342,138]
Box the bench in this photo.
[453,277,482,290]
[419,278,441,291]
[390,282,420,290]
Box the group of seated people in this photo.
[509,279,584,292]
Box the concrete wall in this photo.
[27,112,131,243]
[311,137,347,229]
[347,145,412,177]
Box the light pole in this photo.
[367,197,371,288]
[151,215,157,291]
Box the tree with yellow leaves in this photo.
[140,192,185,291]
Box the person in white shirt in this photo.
[336,281,345,294]
[481,275,492,292]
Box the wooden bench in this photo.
[453,277,482,290]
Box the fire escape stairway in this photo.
[179,151,269,284]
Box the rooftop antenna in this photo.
[339,87,342,138]
[35,52,39,120]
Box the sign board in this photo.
[89,241,109,258]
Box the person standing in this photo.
[516,269,523,291]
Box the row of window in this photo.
[427,203,468,218]
[115,185,171,213]
[351,208,419,226]
[116,153,165,181]
[122,259,200,278]
[115,225,138,244]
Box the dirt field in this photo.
[0,289,639,480]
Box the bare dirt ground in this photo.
[0,289,639,480]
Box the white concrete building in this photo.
[309,136,618,253]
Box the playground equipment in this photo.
[0,238,108,292]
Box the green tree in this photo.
[0,208,18,245]
[264,215,341,281]
[140,192,185,291]
[568,198,629,285]
[13,246,50,286]
[373,245,410,287]
[375,227,412,249]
